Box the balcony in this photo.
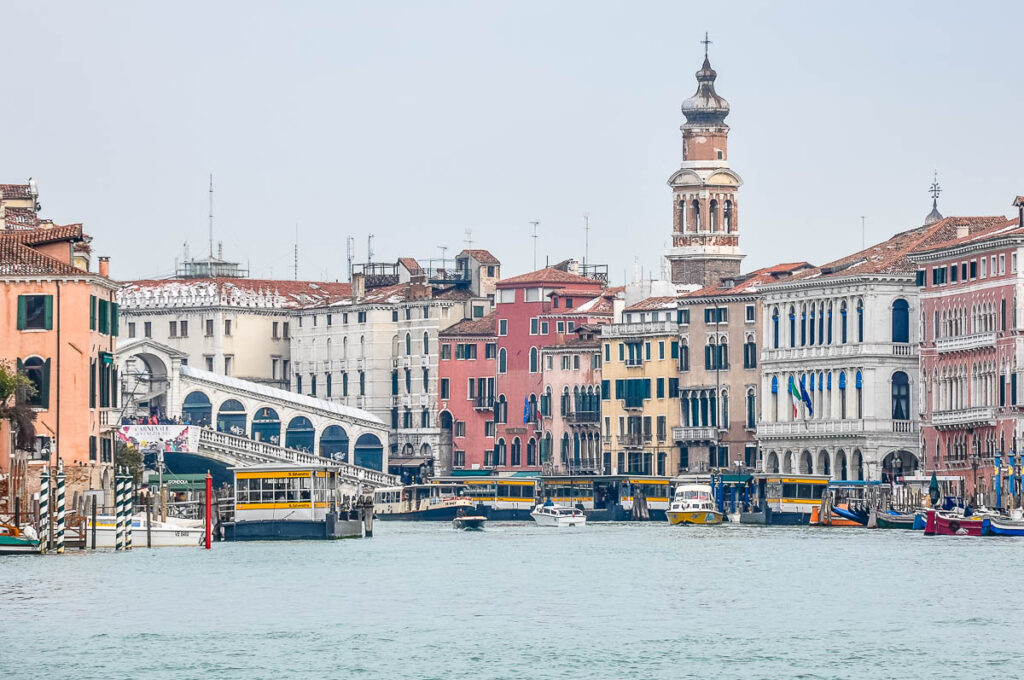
[566,410,601,424]
[936,332,997,354]
[601,320,678,339]
[763,342,918,363]
[758,419,865,437]
[671,426,719,443]
[617,433,650,448]
[931,407,997,429]
[472,396,495,411]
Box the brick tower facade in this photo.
[665,47,745,287]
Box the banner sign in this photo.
[117,425,200,453]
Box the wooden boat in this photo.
[875,512,918,530]
[452,515,487,531]
[666,484,724,525]
[87,513,205,547]
[926,511,984,536]
[0,524,42,555]
[982,517,1024,536]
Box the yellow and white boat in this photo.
[666,484,724,525]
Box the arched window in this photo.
[496,438,507,466]
[498,348,507,373]
[496,395,507,424]
[692,199,701,231]
[856,299,864,342]
[788,306,797,348]
[405,333,412,355]
[343,336,349,358]
[839,371,847,418]
[561,433,569,463]
[809,307,816,345]
[326,337,333,361]
[772,308,780,349]
[827,303,834,344]
[527,438,537,466]
[561,387,570,416]
[709,199,718,231]
[360,335,366,357]
[422,331,430,354]
[746,388,756,429]
[892,298,909,343]
[840,302,848,343]
[529,347,538,373]
[724,200,733,232]
[800,304,807,346]
[892,371,910,421]
[511,437,522,466]
[679,200,687,231]
[20,357,49,408]
[359,370,366,395]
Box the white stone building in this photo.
[755,219,961,481]
[289,251,499,472]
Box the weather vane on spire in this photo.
[929,171,942,207]
[701,32,712,58]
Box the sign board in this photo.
[117,425,200,454]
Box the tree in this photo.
[115,441,143,485]
[0,360,37,450]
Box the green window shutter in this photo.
[618,344,624,361]
[644,379,652,399]
[89,360,96,408]
[601,379,610,399]
[40,358,51,408]
[17,296,26,330]
[671,341,679,359]
[98,299,109,334]
[111,303,119,336]
[657,378,665,399]
[90,295,96,330]
[44,295,53,330]
[112,367,118,408]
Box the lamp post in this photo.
[970,446,981,506]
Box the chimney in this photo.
[956,223,970,240]
[352,272,365,301]
[98,256,110,278]
[1014,196,1024,229]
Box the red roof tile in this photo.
[440,311,497,337]
[122,278,353,308]
[497,267,602,287]
[0,227,89,277]
[459,249,500,265]
[624,295,678,312]
[0,184,32,200]
[684,262,813,297]
[398,257,423,275]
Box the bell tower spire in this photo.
[665,36,744,287]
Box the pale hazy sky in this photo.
[3,2,1022,283]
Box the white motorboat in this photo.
[530,503,586,527]
[666,484,724,526]
[86,513,205,547]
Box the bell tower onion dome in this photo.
[681,55,730,127]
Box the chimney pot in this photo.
[956,224,969,240]
[98,256,110,278]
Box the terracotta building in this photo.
[437,312,497,473]
[911,204,1021,503]
[1,217,119,505]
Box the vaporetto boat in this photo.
[374,483,476,520]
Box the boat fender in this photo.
[21,525,38,541]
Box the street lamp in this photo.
[970,444,981,506]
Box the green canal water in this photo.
[2,522,1023,679]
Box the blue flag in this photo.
[523,396,531,423]
[799,375,814,416]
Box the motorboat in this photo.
[452,514,487,531]
[982,509,1024,536]
[666,484,723,525]
[530,503,586,527]
[875,511,919,530]
[87,513,205,547]
[0,524,42,555]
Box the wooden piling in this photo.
[146,497,153,548]
[90,496,97,550]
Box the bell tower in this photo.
[665,35,744,287]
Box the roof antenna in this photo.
[208,174,214,259]
[861,216,866,250]
[530,219,540,270]
[583,212,590,266]
[293,224,299,281]
[464,228,474,249]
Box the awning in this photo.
[388,458,430,469]
[511,471,540,477]
[719,474,753,484]
[449,469,495,477]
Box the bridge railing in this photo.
[197,428,399,487]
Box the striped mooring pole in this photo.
[55,459,66,554]
[124,469,134,551]
[39,467,50,554]
[114,468,125,552]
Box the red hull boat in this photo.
[924,510,984,536]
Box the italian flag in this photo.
[789,379,802,419]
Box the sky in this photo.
[3,1,1023,284]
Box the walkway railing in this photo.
[198,428,399,487]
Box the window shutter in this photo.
[657,378,665,399]
[618,344,624,361]
[112,303,119,336]
[671,341,679,359]
[17,296,26,330]
[111,368,118,408]
[644,379,652,399]
[40,358,51,407]
[668,378,679,398]
[90,360,96,408]
[615,379,623,399]
[44,295,53,330]
[90,295,96,330]
[601,380,610,399]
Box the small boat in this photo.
[0,524,42,555]
[87,514,205,547]
[530,503,586,527]
[666,484,723,525]
[876,511,918,530]
[926,510,985,536]
[982,516,1024,536]
[452,514,487,531]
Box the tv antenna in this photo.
[530,219,540,270]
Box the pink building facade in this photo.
[539,325,603,475]
[914,212,1021,503]
[438,313,496,472]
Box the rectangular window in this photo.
[441,344,451,360]
[144,322,152,338]
[358,311,367,323]
[499,319,508,336]
[455,421,466,438]
[657,378,665,399]
[556,321,565,334]
[950,265,959,283]
[981,258,987,278]
[224,356,233,376]
[678,309,690,325]
[327,314,332,326]
[541,321,549,334]
[915,270,926,286]
[179,320,188,337]
[454,450,466,467]
[440,378,450,400]
[169,321,177,337]
[745,305,755,322]
[273,321,280,338]
[224,319,232,336]
[89,295,96,330]
[1000,254,1006,275]
[970,260,977,278]
[485,343,496,359]
[206,319,214,336]
[530,318,539,335]
[205,356,214,371]
[128,322,136,338]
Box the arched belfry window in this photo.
[692,199,701,231]
[679,200,687,231]
[724,200,733,232]
[709,199,718,232]
[772,308,780,349]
